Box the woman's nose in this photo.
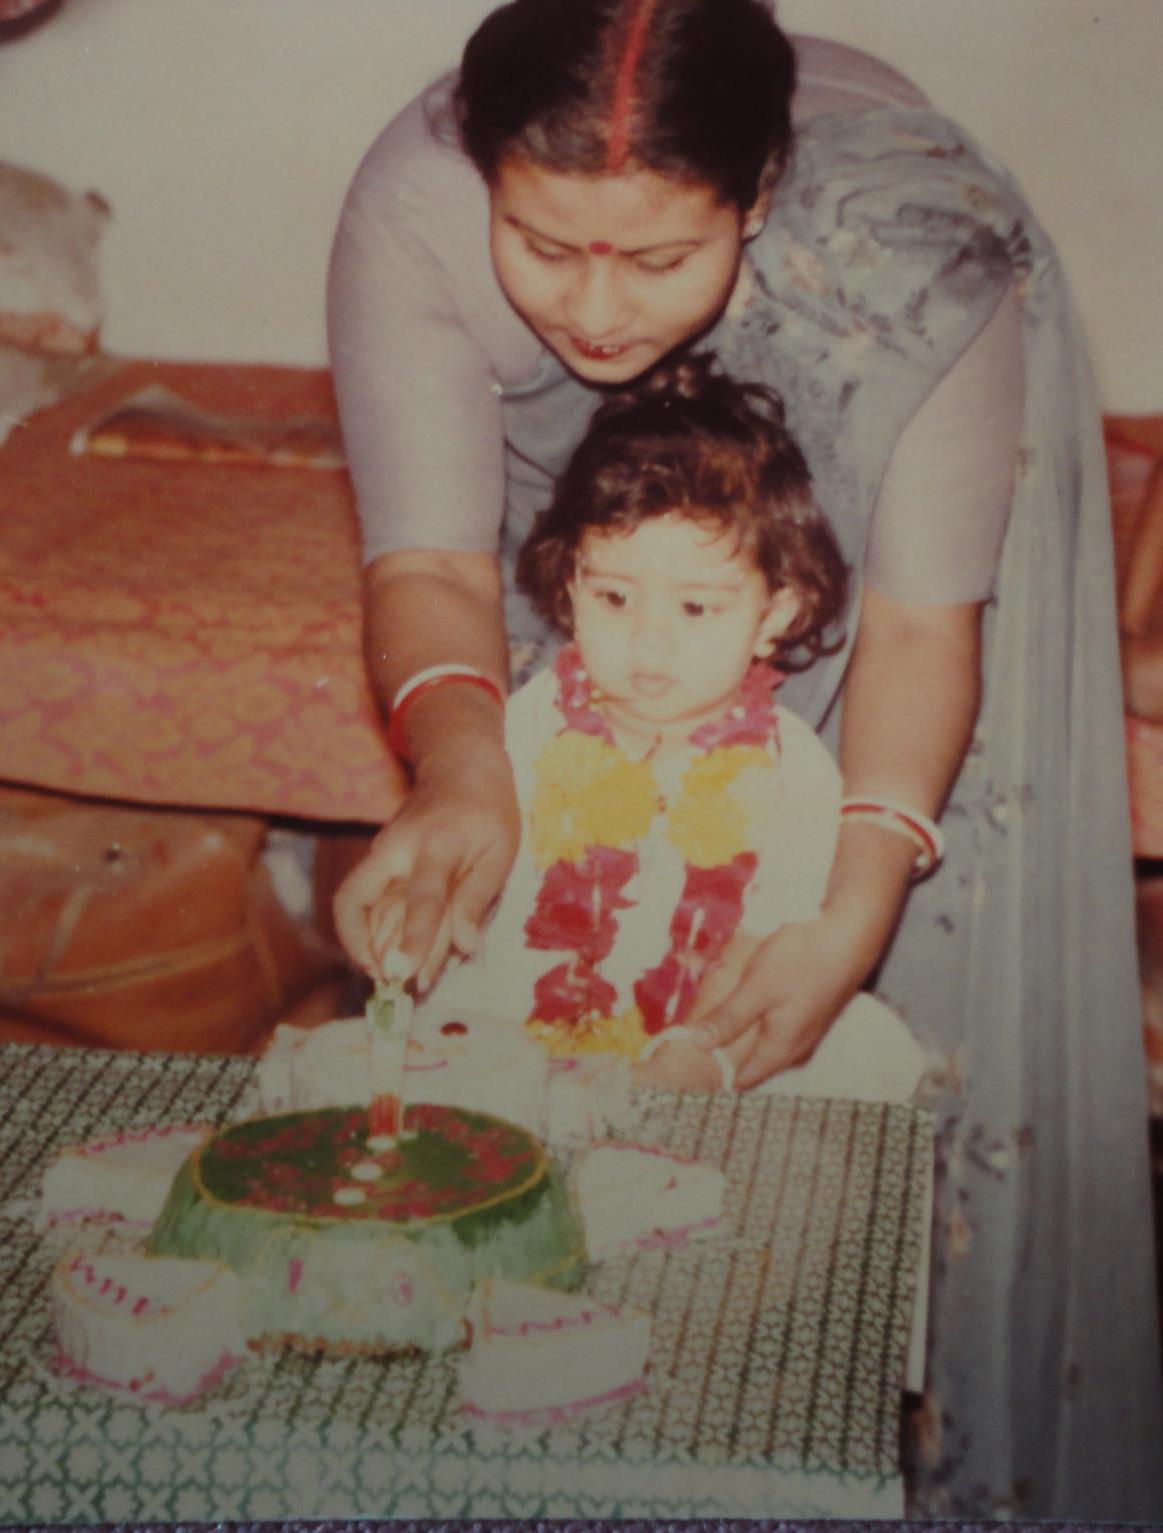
[565,258,630,339]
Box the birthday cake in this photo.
[146,1103,586,1354]
[39,989,726,1406]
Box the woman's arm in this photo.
[326,98,540,986]
[691,591,981,1086]
[332,549,520,988]
[690,290,1021,1085]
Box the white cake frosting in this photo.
[544,1053,632,1146]
[574,1143,727,1261]
[459,1277,650,1419]
[256,1012,547,1132]
[51,1250,246,1405]
[40,1123,214,1227]
[256,1012,628,1144]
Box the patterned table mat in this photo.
[0,1043,932,1521]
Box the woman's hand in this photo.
[631,1035,725,1092]
[688,912,868,1089]
[333,734,520,989]
[335,547,516,988]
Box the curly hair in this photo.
[515,354,849,671]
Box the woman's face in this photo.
[489,155,748,383]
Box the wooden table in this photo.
[0,1043,931,1520]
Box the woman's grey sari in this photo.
[496,106,1163,1519]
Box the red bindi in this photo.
[588,239,613,255]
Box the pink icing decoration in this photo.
[45,1209,154,1229]
[592,1140,703,1168]
[489,1307,607,1341]
[631,1213,722,1252]
[64,1122,210,1158]
[287,1258,304,1295]
[461,1374,648,1426]
[54,1347,244,1408]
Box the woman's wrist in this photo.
[838,796,944,878]
[819,817,920,983]
[397,679,508,782]
[387,666,505,764]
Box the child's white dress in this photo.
[418,644,922,1102]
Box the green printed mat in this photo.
[0,1043,931,1520]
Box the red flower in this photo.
[634,852,758,1032]
[524,848,636,962]
[690,661,781,750]
[532,961,618,1025]
[634,952,694,1036]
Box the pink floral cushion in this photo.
[0,358,407,823]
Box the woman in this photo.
[327,0,1162,1517]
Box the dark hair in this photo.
[516,354,849,671]
[455,0,796,213]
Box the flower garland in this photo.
[522,644,782,1058]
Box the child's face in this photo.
[568,512,799,741]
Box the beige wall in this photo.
[1,0,1159,408]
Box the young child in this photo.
[416,355,924,1099]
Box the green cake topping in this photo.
[190,1104,546,1227]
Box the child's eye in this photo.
[682,600,718,617]
[597,589,628,609]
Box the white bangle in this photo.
[639,1028,735,1091]
[390,663,500,713]
[386,663,505,763]
[711,1047,736,1092]
[839,796,945,879]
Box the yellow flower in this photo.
[668,745,774,867]
[530,732,658,866]
[525,1007,651,1060]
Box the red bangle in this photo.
[387,670,504,763]
[838,797,945,879]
